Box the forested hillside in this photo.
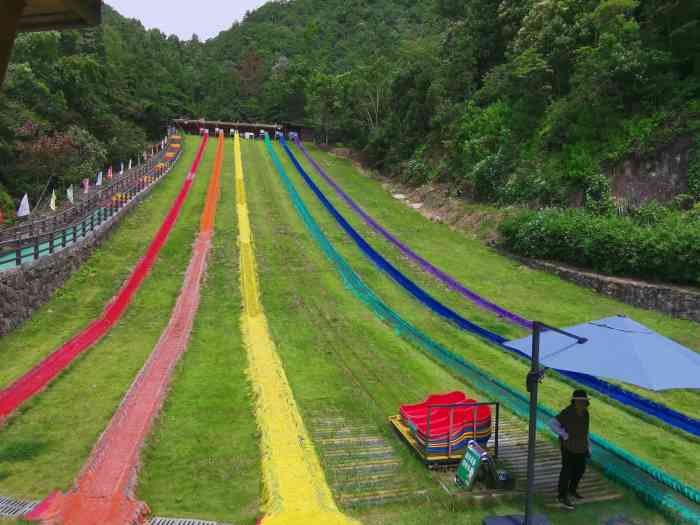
[2,0,699,232]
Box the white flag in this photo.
[50,189,57,211]
[128,159,132,170]
[67,185,74,204]
[17,193,30,217]
[96,172,103,186]
[120,162,124,175]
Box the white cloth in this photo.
[17,194,30,217]
[548,417,569,441]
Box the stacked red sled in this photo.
[400,391,492,458]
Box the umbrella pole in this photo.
[525,321,545,524]
[484,322,584,525]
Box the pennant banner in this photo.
[17,194,30,218]
[50,190,57,211]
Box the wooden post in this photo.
[0,0,25,85]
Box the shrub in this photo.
[689,140,700,198]
[456,101,515,201]
[0,184,15,224]
[630,200,671,226]
[499,207,700,286]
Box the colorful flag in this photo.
[83,178,89,194]
[17,194,30,218]
[107,166,113,180]
[0,209,4,225]
[50,190,57,211]
[96,172,103,186]
[67,185,74,204]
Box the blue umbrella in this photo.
[505,315,700,391]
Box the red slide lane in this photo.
[28,132,225,525]
[0,135,209,423]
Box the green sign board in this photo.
[455,441,487,489]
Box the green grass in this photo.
[0,136,213,498]
[0,134,691,525]
[0,142,194,389]
[241,139,674,525]
[137,139,261,524]
[285,142,700,486]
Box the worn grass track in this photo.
[0,136,212,499]
[242,139,672,525]
[285,143,700,487]
[137,138,261,525]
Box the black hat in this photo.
[572,389,590,406]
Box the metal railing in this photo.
[0,141,170,243]
[0,148,182,270]
[424,401,500,461]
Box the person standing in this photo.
[549,389,591,510]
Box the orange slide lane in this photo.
[28,132,225,525]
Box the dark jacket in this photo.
[556,405,589,454]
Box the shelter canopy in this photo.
[16,0,101,32]
[505,316,700,391]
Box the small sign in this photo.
[455,440,488,489]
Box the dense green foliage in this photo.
[499,206,700,285]
[2,1,699,282]
[190,0,700,284]
[4,0,698,211]
[190,0,700,209]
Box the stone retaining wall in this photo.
[503,251,700,323]
[0,182,159,336]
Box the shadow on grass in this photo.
[0,440,50,463]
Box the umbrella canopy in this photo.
[505,316,700,391]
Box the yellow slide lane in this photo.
[234,133,360,525]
